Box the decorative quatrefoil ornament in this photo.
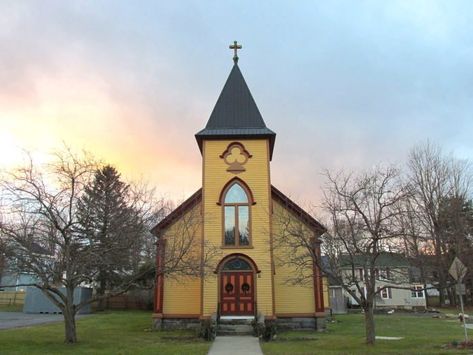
[220,142,252,174]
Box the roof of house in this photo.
[195,64,276,159]
[340,252,410,268]
[32,243,49,255]
[151,186,326,235]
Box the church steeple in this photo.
[195,52,276,159]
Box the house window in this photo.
[380,287,392,299]
[411,285,424,298]
[223,182,251,247]
[379,268,391,280]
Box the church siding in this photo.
[202,139,274,317]
[163,278,201,316]
[272,199,317,315]
[161,203,202,316]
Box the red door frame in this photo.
[220,271,255,315]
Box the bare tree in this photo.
[273,165,408,345]
[0,149,98,343]
[0,149,182,343]
[406,142,472,305]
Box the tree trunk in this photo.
[364,303,376,345]
[97,273,106,311]
[63,287,77,343]
[63,308,77,343]
[448,286,456,306]
[424,282,429,308]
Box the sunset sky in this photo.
[1,1,472,206]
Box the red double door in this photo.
[220,271,254,315]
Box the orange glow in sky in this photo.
[0,70,202,200]
[1,1,472,207]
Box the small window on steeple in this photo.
[222,182,251,247]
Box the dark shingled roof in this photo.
[340,253,410,268]
[195,64,276,159]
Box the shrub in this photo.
[251,319,277,341]
[198,319,216,341]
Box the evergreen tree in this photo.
[77,165,142,307]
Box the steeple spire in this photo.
[229,41,242,64]
[195,45,276,159]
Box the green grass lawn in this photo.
[262,313,473,355]
[0,311,210,355]
[1,311,472,355]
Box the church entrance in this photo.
[219,256,255,316]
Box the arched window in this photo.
[222,258,252,271]
[223,182,251,247]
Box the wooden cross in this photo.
[229,41,242,64]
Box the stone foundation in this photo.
[276,317,317,330]
[153,317,200,330]
[152,316,326,332]
[316,317,326,331]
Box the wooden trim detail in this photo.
[217,177,256,206]
[275,312,326,318]
[312,237,325,313]
[219,142,253,159]
[271,185,325,233]
[214,253,261,274]
[219,178,254,248]
[161,314,200,319]
[200,140,206,318]
[219,142,252,174]
[151,189,202,234]
[151,313,200,319]
[154,238,166,314]
[275,313,316,318]
[217,254,258,317]
[267,139,276,317]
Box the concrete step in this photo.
[217,331,254,336]
[217,324,254,336]
[219,318,254,325]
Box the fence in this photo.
[0,289,152,310]
[93,290,154,311]
[0,291,26,306]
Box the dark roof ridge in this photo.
[150,188,202,235]
[271,185,326,234]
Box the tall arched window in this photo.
[223,183,251,247]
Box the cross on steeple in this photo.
[229,41,242,64]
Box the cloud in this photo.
[1,0,472,206]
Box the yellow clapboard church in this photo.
[152,47,327,330]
